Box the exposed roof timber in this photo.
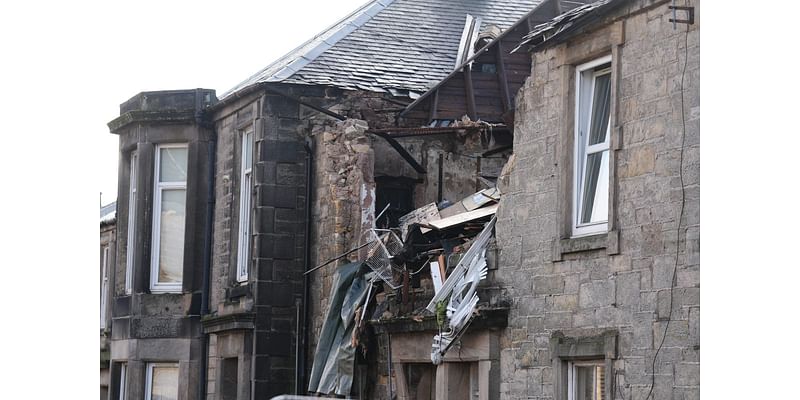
[398,0,584,118]
[368,132,427,174]
[495,40,512,113]
[221,1,540,100]
[463,67,477,120]
[366,124,510,138]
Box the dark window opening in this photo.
[404,363,436,400]
[375,177,417,229]
[220,358,238,400]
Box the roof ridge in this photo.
[219,0,395,100]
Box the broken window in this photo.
[145,363,179,400]
[573,55,611,237]
[150,144,187,292]
[568,361,606,400]
[236,130,254,283]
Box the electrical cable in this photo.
[616,370,627,400]
[644,4,691,399]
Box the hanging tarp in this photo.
[307,262,372,396]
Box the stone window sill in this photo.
[552,230,619,261]
[226,283,251,300]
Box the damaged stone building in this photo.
[104,0,699,399]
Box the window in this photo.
[573,55,612,237]
[568,361,606,400]
[101,245,110,329]
[145,363,179,400]
[118,363,127,400]
[220,357,239,400]
[126,151,137,294]
[150,144,187,292]
[236,131,254,282]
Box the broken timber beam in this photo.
[495,40,512,113]
[369,132,427,174]
[463,66,477,120]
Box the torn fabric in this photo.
[307,262,372,396]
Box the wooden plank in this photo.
[464,66,477,120]
[495,40,512,113]
[425,204,498,230]
[478,360,492,400]
[394,363,411,400]
[429,89,439,121]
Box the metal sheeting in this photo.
[307,262,373,396]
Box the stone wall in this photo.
[494,1,699,399]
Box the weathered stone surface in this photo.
[494,1,700,398]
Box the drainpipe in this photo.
[296,136,314,394]
[198,126,217,400]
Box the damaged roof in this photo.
[221,0,541,100]
[512,0,625,53]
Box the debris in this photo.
[438,187,501,218]
[426,216,496,364]
[361,228,404,289]
[305,240,374,275]
[398,202,440,240]
[429,261,444,294]
[308,263,373,396]
[425,204,498,230]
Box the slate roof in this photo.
[221,0,541,100]
[101,201,116,226]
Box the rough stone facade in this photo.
[107,89,217,400]
[104,1,700,398]
[493,1,700,398]
[203,84,420,399]
[101,218,116,400]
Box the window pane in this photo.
[119,364,127,400]
[159,147,187,182]
[575,364,605,400]
[588,72,611,146]
[158,189,186,284]
[243,132,253,167]
[150,365,178,400]
[580,150,609,224]
[237,171,252,281]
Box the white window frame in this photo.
[236,130,254,283]
[144,362,179,400]
[572,55,612,237]
[101,245,110,329]
[150,143,188,293]
[567,360,606,400]
[118,363,127,400]
[125,152,137,294]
